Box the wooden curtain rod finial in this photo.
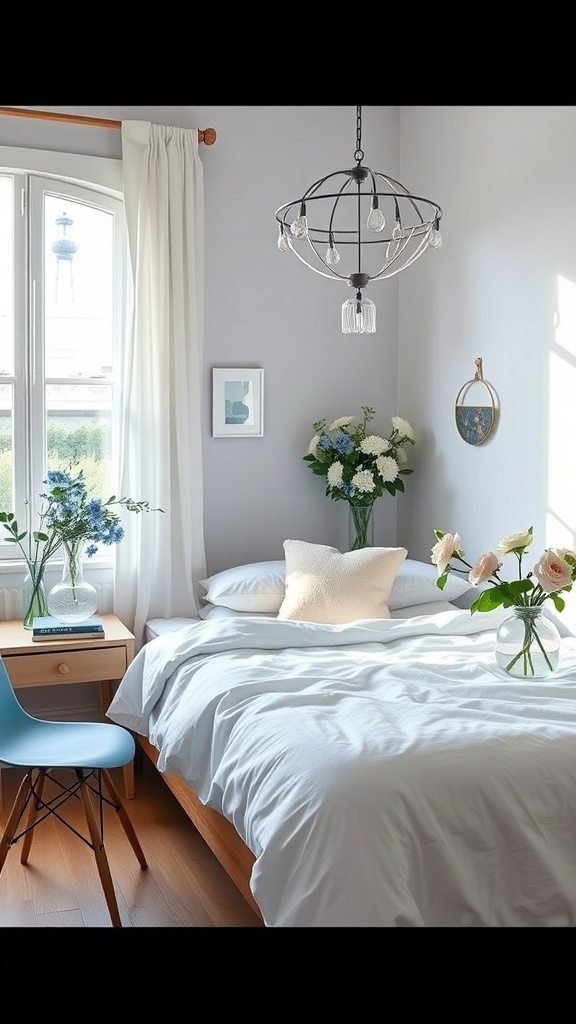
[200,127,217,146]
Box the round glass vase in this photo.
[348,502,375,551]
[47,539,98,624]
[22,562,49,629]
[495,606,560,679]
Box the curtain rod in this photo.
[0,106,217,145]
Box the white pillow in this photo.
[388,558,471,609]
[197,555,471,615]
[198,560,285,613]
[277,539,407,624]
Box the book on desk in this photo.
[32,615,106,641]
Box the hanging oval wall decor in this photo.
[454,357,497,445]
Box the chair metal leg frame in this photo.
[0,766,147,928]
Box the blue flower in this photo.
[1,467,162,576]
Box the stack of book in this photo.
[31,616,106,641]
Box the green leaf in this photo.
[470,589,507,614]
[436,573,448,591]
[550,592,566,612]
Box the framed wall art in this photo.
[212,368,264,437]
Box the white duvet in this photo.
[107,608,576,927]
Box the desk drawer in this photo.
[4,646,128,688]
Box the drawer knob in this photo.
[58,663,69,675]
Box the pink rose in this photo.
[533,550,573,593]
[469,551,501,585]
[431,532,461,575]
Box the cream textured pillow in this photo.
[277,539,408,624]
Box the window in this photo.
[0,149,125,566]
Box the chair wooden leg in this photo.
[79,777,122,928]
[20,769,46,865]
[102,770,147,869]
[0,773,34,874]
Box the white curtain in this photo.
[114,120,207,650]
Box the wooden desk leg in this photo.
[100,679,113,713]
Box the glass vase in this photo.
[495,606,560,679]
[47,538,98,624]
[348,502,375,550]
[22,562,49,629]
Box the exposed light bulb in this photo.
[429,226,443,249]
[367,199,385,232]
[326,232,340,265]
[290,202,308,239]
[277,227,288,252]
[386,220,404,261]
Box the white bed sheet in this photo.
[109,608,576,927]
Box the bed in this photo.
[107,543,576,927]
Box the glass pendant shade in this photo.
[342,294,376,334]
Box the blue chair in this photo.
[0,655,147,927]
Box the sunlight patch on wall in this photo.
[548,275,576,545]
[547,275,576,628]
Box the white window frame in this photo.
[0,146,125,587]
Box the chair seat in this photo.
[0,719,135,769]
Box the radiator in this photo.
[1,580,116,720]
[0,581,114,620]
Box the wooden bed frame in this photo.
[136,734,263,920]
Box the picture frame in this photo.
[212,368,264,437]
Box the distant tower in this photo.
[52,210,78,303]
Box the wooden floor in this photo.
[0,756,263,928]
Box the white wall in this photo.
[397,105,576,629]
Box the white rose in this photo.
[496,531,533,555]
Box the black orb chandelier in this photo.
[275,106,443,334]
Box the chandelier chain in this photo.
[354,105,364,165]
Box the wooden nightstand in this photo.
[0,614,136,812]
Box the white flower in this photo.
[351,469,376,494]
[308,435,320,456]
[327,462,343,487]
[431,532,462,575]
[496,531,533,556]
[359,434,388,455]
[396,448,408,465]
[329,416,355,431]
[469,551,502,585]
[391,416,414,441]
[376,455,399,483]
